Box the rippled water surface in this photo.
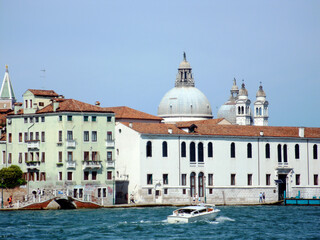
[1,206,320,239]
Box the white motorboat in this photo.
[167,204,220,223]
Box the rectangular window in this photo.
[182,189,186,195]
[8,133,12,143]
[24,152,28,162]
[92,116,97,122]
[107,116,112,122]
[97,188,101,197]
[24,117,28,123]
[83,116,89,122]
[30,100,32,108]
[147,174,153,185]
[24,132,28,142]
[92,131,97,142]
[181,174,187,186]
[107,171,112,180]
[92,171,97,180]
[67,172,72,181]
[41,116,45,122]
[8,153,12,164]
[67,152,73,161]
[84,171,89,180]
[39,102,44,107]
[35,152,40,161]
[164,189,168,195]
[209,189,213,194]
[266,174,271,186]
[247,174,252,186]
[30,152,34,161]
[19,153,22,163]
[84,151,89,161]
[41,132,45,142]
[208,174,213,186]
[19,133,22,142]
[35,117,39,122]
[41,152,45,163]
[30,132,34,141]
[59,131,62,142]
[58,172,62,181]
[103,188,106,197]
[35,132,39,141]
[156,190,161,196]
[67,115,72,121]
[29,117,33,123]
[67,131,73,140]
[92,151,98,161]
[107,151,112,161]
[314,174,318,186]
[107,131,112,141]
[40,172,46,181]
[148,189,152,195]
[58,151,63,162]
[231,174,236,186]
[59,115,62,121]
[296,174,300,186]
[163,174,168,185]
[2,151,6,164]
[84,131,89,142]
[36,172,40,181]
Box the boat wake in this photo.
[210,216,235,224]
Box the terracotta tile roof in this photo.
[121,122,188,135]
[37,99,114,114]
[123,121,320,139]
[28,89,59,97]
[103,106,162,121]
[176,118,228,128]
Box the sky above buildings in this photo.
[1,0,319,127]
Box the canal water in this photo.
[1,206,319,239]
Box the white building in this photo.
[114,54,320,205]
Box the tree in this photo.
[0,165,26,188]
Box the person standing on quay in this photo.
[263,192,266,203]
[259,192,263,203]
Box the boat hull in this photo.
[167,209,220,223]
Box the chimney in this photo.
[168,128,173,134]
[95,101,100,106]
[53,100,59,112]
[129,122,133,128]
[299,127,305,138]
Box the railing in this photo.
[66,161,76,169]
[106,140,115,148]
[27,141,40,149]
[278,162,289,168]
[107,160,115,168]
[26,161,40,169]
[66,140,76,148]
[82,160,102,169]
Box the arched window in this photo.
[230,142,235,158]
[313,144,318,159]
[190,142,196,162]
[208,142,213,158]
[265,143,270,159]
[198,142,204,162]
[247,143,252,158]
[241,106,244,114]
[181,142,186,157]
[198,172,204,197]
[190,172,196,197]
[162,141,168,157]
[295,144,300,159]
[146,141,152,157]
[238,106,241,114]
[283,144,288,162]
[277,144,282,162]
[259,107,262,115]
[256,108,259,115]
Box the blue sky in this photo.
[1,0,319,127]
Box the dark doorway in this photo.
[278,174,287,201]
[115,180,129,204]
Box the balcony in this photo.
[26,161,40,170]
[27,140,40,150]
[66,139,76,148]
[106,160,115,168]
[66,161,76,169]
[82,160,102,170]
[106,140,115,148]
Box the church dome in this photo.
[239,83,248,96]
[256,85,266,97]
[158,53,213,122]
[217,101,236,124]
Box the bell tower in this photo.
[0,65,16,109]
